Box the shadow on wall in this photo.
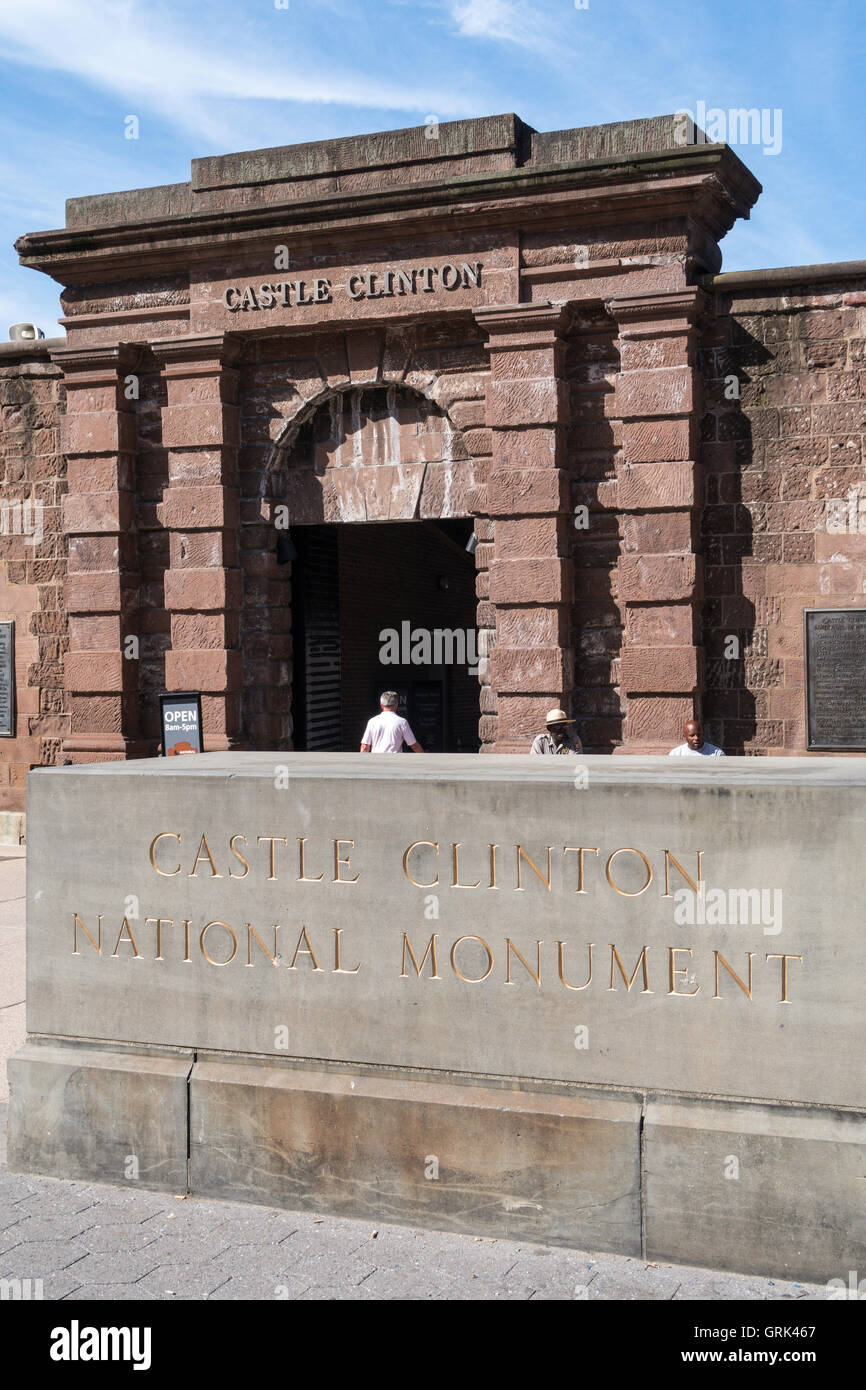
[700,320,768,754]
[567,305,623,753]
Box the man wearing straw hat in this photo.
[530,708,583,756]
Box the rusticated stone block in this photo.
[622,512,694,555]
[617,461,697,510]
[489,344,558,380]
[619,645,700,694]
[622,419,692,462]
[489,428,560,470]
[622,695,694,747]
[489,557,573,605]
[493,516,563,559]
[487,378,568,428]
[61,491,133,535]
[160,402,238,449]
[164,647,242,691]
[496,606,568,648]
[615,366,694,420]
[625,604,694,647]
[64,651,126,693]
[487,468,567,515]
[160,485,238,531]
[163,567,242,612]
[64,572,123,614]
[488,645,574,694]
[60,411,135,455]
[618,554,698,602]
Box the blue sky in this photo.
[1,0,863,337]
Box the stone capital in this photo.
[150,333,241,375]
[606,287,707,334]
[48,341,142,386]
[474,302,570,350]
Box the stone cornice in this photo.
[17,146,760,286]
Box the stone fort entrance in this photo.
[12,108,861,776]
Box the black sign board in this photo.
[411,680,444,753]
[804,608,866,751]
[159,691,204,757]
[0,622,14,738]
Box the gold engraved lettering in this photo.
[766,952,803,1004]
[488,843,499,889]
[402,841,439,887]
[609,943,653,993]
[713,950,754,1000]
[333,840,360,883]
[149,831,181,876]
[668,946,700,995]
[229,834,250,878]
[662,849,704,897]
[298,837,324,882]
[111,917,141,958]
[200,920,238,966]
[505,938,543,987]
[73,911,102,955]
[450,935,494,983]
[333,927,361,974]
[145,917,173,961]
[289,926,322,970]
[562,847,599,893]
[515,844,553,891]
[246,922,279,966]
[605,848,652,897]
[189,834,222,878]
[557,941,594,990]
[451,842,480,889]
[400,932,440,979]
[182,918,191,963]
[257,836,288,880]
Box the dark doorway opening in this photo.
[291,520,479,752]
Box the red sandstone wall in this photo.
[0,346,67,814]
[700,279,866,755]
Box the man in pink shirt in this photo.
[360,691,424,753]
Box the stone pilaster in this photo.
[53,344,144,761]
[607,289,706,751]
[151,335,242,751]
[475,304,572,753]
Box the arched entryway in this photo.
[269,383,486,751]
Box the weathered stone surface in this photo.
[7,1040,191,1190]
[645,1097,866,1283]
[191,1060,642,1252]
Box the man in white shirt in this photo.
[669,719,725,757]
[360,691,424,753]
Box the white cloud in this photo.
[450,0,520,41]
[0,0,478,147]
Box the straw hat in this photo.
[545,708,575,725]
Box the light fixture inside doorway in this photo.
[465,531,478,555]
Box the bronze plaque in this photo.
[0,621,14,738]
[805,608,866,750]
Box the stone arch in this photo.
[267,380,483,524]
